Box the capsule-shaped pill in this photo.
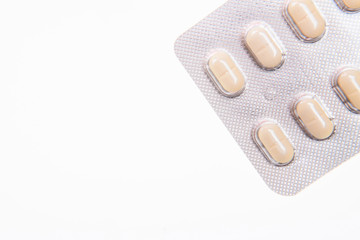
[333,67,360,113]
[253,121,295,166]
[335,0,360,12]
[244,22,285,70]
[206,50,246,97]
[284,0,327,42]
[293,95,335,140]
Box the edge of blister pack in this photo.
[174,0,360,196]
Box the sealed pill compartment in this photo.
[283,0,327,42]
[243,21,286,70]
[335,0,360,12]
[252,120,295,167]
[205,50,246,98]
[332,66,360,113]
[292,93,335,141]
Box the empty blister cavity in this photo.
[335,0,360,12]
[332,67,360,113]
[292,94,335,140]
[284,0,327,42]
[253,120,295,166]
[206,50,246,97]
[244,22,286,70]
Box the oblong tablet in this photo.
[332,67,360,113]
[244,22,285,70]
[253,121,295,166]
[206,50,246,97]
[335,0,360,12]
[293,95,335,140]
[284,0,326,42]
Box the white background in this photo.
[0,0,359,239]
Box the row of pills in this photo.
[205,0,360,98]
[205,0,360,166]
[253,66,360,166]
[206,52,360,114]
[255,66,360,166]
[253,93,335,166]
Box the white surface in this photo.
[0,0,359,239]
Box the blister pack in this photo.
[174,0,360,195]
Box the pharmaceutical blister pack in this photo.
[174,0,360,195]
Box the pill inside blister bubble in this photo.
[206,50,246,98]
[332,67,360,113]
[292,94,335,140]
[253,120,295,166]
[284,0,327,42]
[335,0,360,12]
[244,22,286,70]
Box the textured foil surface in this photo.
[174,0,360,195]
